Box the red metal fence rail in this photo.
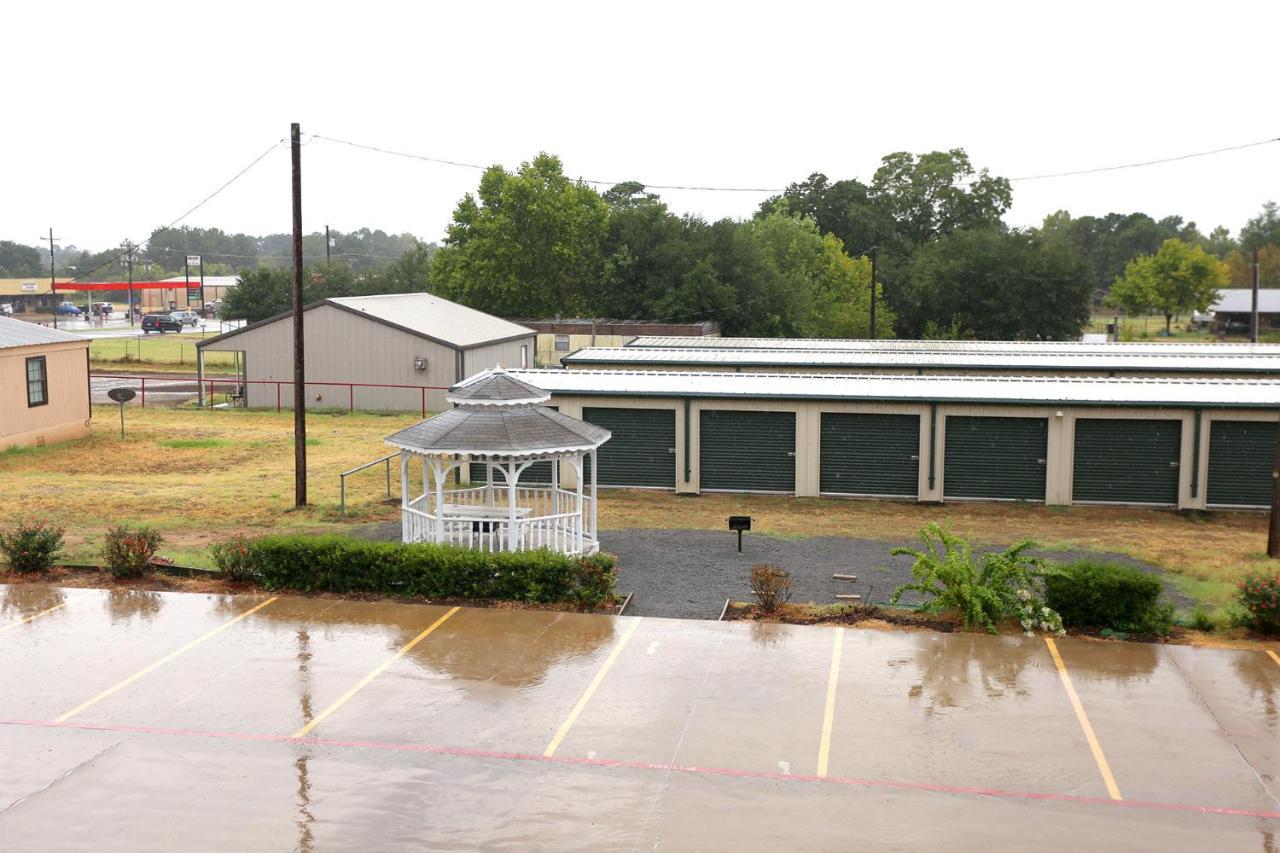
[93,374,451,416]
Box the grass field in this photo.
[0,406,1272,613]
[89,333,238,374]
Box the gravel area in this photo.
[352,523,1191,621]
[600,529,1192,620]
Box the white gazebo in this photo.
[386,368,611,555]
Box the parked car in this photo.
[55,302,82,316]
[170,309,201,327]
[142,313,183,333]
[92,301,115,317]
[0,303,12,316]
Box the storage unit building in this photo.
[564,343,1280,379]
[517,319,718,366]
[500,368,1280,510]
[196,293,536,413]
[0,317,90,451]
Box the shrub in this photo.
[750,564,793,613]
[0,521,64,573]
[101,525,163,579]
[213,535,617,606]
[210,535,258,582]
[1237,573,1280,635]
[1043,560,1172,636]
[889,522,1062,635]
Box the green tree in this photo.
[1241,201,1280,251]
[0,241,45,277]
[221,265,362,322]
[1106,239,1230,334]
[430,153,609,318]
[870,149,1012,252]
[895,228,1091,340]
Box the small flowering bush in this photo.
[0,521,64,573]
[1237,573,1280,635]
[101,525,163,579]
[890,522,1063,636]
[210,534,258,582]
[750,564,793,613]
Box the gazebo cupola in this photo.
[386,367,611,555]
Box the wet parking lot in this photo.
[1,584,1278,851]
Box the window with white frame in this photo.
[26,356,48,407]
[554,334,570,352]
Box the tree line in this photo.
[5,153,1278,339]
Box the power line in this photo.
[68,140,285,282]
[311,133,785,193]
[1009,136,1280,182]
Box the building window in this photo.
[26,356,48,407]
[554,334,571,352]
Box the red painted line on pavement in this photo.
[3,717,1278,822]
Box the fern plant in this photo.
[889,522,1061,635]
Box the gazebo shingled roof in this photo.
[386,366,610,456]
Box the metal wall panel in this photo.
[1073,418,1181,504]
[943,416,1047,500]
[1207,420,1277,507]
[819,413,920,496]
[582,407,676,488]
[699,410,796,492]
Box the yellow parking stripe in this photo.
[1045,637,1122,800]
[543,617,642,757]
[294,606,459,738]
[57,596,278,722]
[0,602,66,633]
[1267,650,1280,669]
[816,627,844,777]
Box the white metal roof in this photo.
[329,293,534,348]
[563,346,1280,374]
[508,368,1280,409]
[626,335,1280,355]
[1210,289,1280,314]
[0,316,86,350]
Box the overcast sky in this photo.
[6,0,1277,252]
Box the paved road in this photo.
[91,375,204,406]
[1,583,1276,850]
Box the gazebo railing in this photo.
[403,487,595,554]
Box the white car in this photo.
[0,303,12,315]
[169,310,201,327]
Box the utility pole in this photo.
[292,122,308,507]
[41,228,58,329]
[1251,247,1261,344]
[123,240,137,327]
[325,225,331,266]
[869,247,878,340]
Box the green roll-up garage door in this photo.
[582,407,676,488]
[943,416,1047,501]
[469,459,553,485]
[700,410,795,492]
[1073,418,1181,505]
[820,413,920,497]
[1207,420,1277,507]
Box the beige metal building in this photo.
[0,317,90,451]
[564,344,1280,379]
[503,368,1280,510]
[196,293,536,413]
[518,320,718,366]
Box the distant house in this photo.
[0,317,89,451]
[1210,289,1280,333]
[196,293,536,412]
[516,319,719,366]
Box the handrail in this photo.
[340,452,398,518]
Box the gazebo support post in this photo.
[485,461,494,510]
[433,457,446,544]
[574,454,584,554]
[589,448,598,551]
[551,459,560,518]
[399,451,410,543]
[507,460,518,552]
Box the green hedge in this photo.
[216,535,616,607]
[1044,560,1172,635]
